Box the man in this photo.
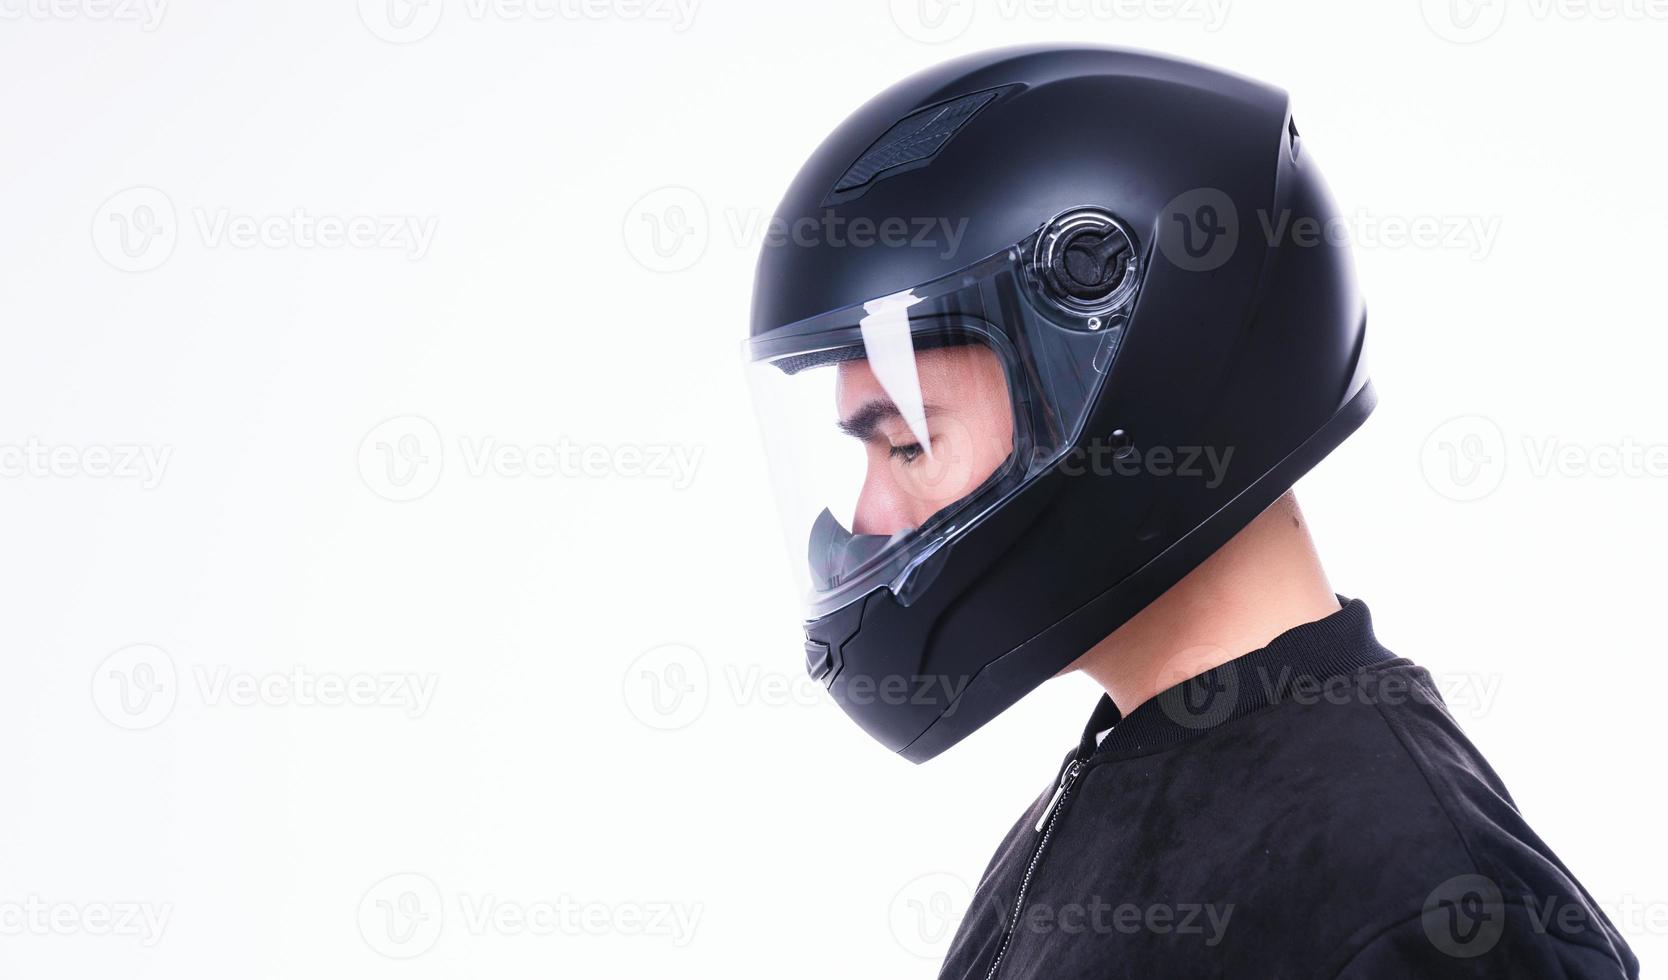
[743,46,1638,977]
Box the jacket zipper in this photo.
[983,759,1085,980]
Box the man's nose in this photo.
[852,470,913,537]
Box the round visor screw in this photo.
[1087,316,1103,331]
[1109,428,1135,459]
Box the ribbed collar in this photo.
[1075,597,1400,761]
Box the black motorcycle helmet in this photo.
[745,45,1373,762]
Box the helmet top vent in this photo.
[822,87,1007,206]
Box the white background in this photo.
[1,0,1664,976]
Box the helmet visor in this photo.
[746,222,1140,619]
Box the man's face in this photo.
[835,344,1014,536]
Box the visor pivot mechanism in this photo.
[1031,208,1141,323]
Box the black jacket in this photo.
[939,600,1639,979]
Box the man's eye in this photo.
[889,442,925,464]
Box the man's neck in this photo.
[1070,492,1341,718]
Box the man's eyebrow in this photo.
[838,400,935,441]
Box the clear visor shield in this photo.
[746,219,1140,618]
